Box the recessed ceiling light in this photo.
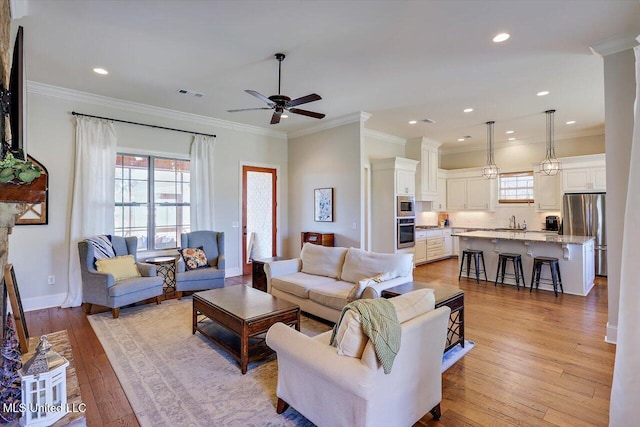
[93,67,108,75]
[281,114,289,119]
[506,130,514,134]
[463,108,474,113]
[493,33,510,43]
[566,120,576,125]
[409,120,417,124]
[508,137,516,141]
[457,138,465,142]
[537,91,550,96]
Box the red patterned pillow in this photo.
[179,246,209,271]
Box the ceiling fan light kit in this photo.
[482,120,499,179]
[227,53,325,125]
[540,109,561,176]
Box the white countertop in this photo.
[453,230,594,245]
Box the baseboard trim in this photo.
[605,322,618,344]
[21,293,68,312]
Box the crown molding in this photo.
[440,128,605,155]
[590,32,640,56]
[288,111,370,139]
[363,129,407,146]
[27,81,288,140]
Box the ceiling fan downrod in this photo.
[275,53,285,95]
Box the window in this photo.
[115,154,190,251]
[498,171,534,203]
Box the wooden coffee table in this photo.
[382,281,464,352]
[192,285,300,374]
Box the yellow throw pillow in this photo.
[95,255,142,281]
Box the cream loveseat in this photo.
[266,289,450,426]
[264,243,414,323]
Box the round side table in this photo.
[145,256,178,295]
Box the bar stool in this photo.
[530,256,564,297]
[495,253,527,290]
[458,249,487,284]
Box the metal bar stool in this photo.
[458,249,487,283]
[530,256,564,297]
[495,253,527,290]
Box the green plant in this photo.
[0,153,42,184]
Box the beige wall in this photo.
[603,49,636,343]
[363,132,405,162]
[8,86,288,310]
[288,122,362,255]
[440,134,605,170]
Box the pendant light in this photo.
[482,121,499,179]
[540,109,561,175]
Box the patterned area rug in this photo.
[87,298,328,426]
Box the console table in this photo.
[382,281,464,352]
[301,232,334,248]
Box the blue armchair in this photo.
[78,236,164,318]
[176,231,225,297]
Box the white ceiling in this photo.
[11,0,640,150]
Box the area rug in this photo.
[88,298,474,426]
[441,340,475,373]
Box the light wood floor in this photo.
[25,259,613,426]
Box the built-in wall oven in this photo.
[397,218,415,249]
[397,195,415,217]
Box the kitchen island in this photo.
[453,230,595,296]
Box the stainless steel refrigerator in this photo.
[562,193,607,276]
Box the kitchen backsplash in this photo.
[416,203,560,231]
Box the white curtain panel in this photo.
[190,135,216,231]
[610,39,640,424]
[62,117,117,308]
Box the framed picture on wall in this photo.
[314,188,333,222]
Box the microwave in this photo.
[397,195,415,217]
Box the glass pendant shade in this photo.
[540,109,561,175]
[482,121,499,179]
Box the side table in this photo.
[382,281,464,352]
[252,256,286,292]
[145,256,178,296]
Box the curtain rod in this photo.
[71,111,216,138]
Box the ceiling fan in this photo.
[227,53,325,125]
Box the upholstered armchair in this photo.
[266,290,450,427]
[78,236,163,318]
[175,231,225,297]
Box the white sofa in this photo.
[266,289,450,427]
[264,243,414,323]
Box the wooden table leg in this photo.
[240,324,249,374]
[192,305,197,334]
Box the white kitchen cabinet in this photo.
[396,169,415,195]
[443,229,453,256]
[447,175,492,211]
[535,172,561,211]
[583,240,595,291]
[415,230,427,265]
[405,137,441,201]
[435,176,447,211]
[560,154,606,193]
[447,178,467,210]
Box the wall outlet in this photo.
[351,222,357,230]
[48,275,55,285]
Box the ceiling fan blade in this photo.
[246,90,276,107]
[286,93,322,107]
[270,111,282,124]
[227,107,272,113]
[289,108,326,119]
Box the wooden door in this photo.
[242,166,277,275]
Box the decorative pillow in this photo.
[347,273,392,302]
[180,246,209,271]
[333,310,367,358]
[300,243,348,279]
[95,255,141,281]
